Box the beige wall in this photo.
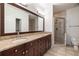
[54,11,66,18]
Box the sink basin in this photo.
[12,38,27,43]
[20,37,28,39]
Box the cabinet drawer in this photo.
[1,44,25,56]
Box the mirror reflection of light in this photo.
[53,3,65,5]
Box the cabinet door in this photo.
[42,37,46,54]
[46,35,51,49]
[32,40,38,56]
[46,36,49,50]
[39,38,44,55]
[38,39,42,56]
[49,35,51,49]
[0,52,2,56]
[45,36,50,50]
[43,35,51,52]
[24,42,33,56]
[35,39,40,56]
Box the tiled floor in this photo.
[44,44,79,56]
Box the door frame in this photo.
[54,17,66,44]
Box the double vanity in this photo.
[0,32,51,56]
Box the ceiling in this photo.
[53,3,79,14]
[21,3,48,15]
[21,3,46,11]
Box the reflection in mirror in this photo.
[38,17,44,31]
[29,14,44,32]
[29,14,38,32]
[16,18,21,39]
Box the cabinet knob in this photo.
[22,52,25,54]
[15,49,18,52]
[26,50,28,53]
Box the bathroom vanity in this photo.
[0,4,51,56]
[0,32,51,56]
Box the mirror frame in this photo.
[0,3,45,36]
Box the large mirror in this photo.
[3,7,44,36]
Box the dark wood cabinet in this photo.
[0,52,1,55]
[1,48,14,56]
[1,44,25,56]
[0,34,51,56]
[24,42,34,56]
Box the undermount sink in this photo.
[12,38,27,43]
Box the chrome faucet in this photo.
[16,31,21,39]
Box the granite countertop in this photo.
[0,32,51,52]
